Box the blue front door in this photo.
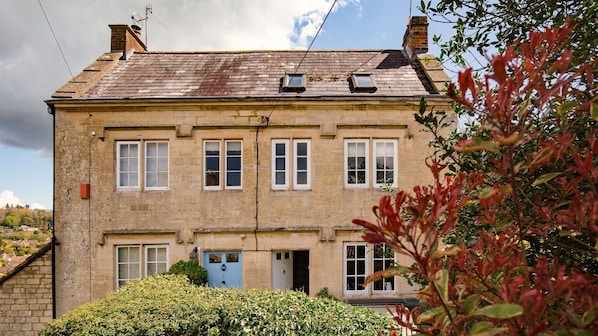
[204,251,242,288]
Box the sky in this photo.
[0,0,448,210]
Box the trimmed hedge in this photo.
[41,274,396,335]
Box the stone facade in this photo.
[47,18,454,317]
[0,244,53,335]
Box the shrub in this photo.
[40,274,396,335]
[314,287,339,301]
[168,259,208,286]
[354,22,598,335]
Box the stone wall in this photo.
[0,244,53,336]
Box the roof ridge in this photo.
[139,49,398,55]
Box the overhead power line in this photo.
[294,0,337,73]
[37,0,73,78]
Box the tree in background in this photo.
[354,23,597,335]
[420,0,598,70]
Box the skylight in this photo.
[283,73,306,92]
[351,73,376,92]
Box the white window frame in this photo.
[343,243,397,295]
[271,139,289,190]
[373,140,398,189]
[145,141,169,190]
[225,140,243,190]
[144,245,169,277]
[344,242,368,294]
[116,141,140,190]
[116,244,169,290]
[344,139,369,189]
[116,245,141,289]
[293,139,311,190]
[204,140,221,190]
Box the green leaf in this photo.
[433,269,449,303]
[557,100,577,114]
[472,304,523,319]
[591,102,598,121]
[461,294,480,313]
[416,306,445,323]
[532,172,563,186]
[470,321,492,334]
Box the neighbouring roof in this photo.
[0,243,51,285]
[54,49,449,100]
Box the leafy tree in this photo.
[420,0,598,69]
[354,23,597,335]
[1,214,20,228]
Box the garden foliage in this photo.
[40,274,395,336]
[354,22,597,335]
[169,259,208,286]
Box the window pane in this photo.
[275,172,285,184]
[130,264,140,278]
[347,261,355,275]
[226,253,239,262]
[275,158,285,170]
[206,172,219,187]
[227,141,241,153]
[118,247,129,262]
[227,172,241,187]
[147,263,156,275]
[157,248,167,261]
[297,157,307,171]
[157,263,168,273]
[147,143,157,156]
[297,172,307,185]
[296,142,307,156]
[209,253,222,263]
[147,248,156,262]
[227,157,241,170]
[275,143,285,156]
[357,245,365,258]
[118,264,129,279]
[129,247,140,262]
[206,157,219,170]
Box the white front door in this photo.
[272,251,293,290]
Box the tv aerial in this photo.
[131,4,168,48]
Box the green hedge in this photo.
[41,274,396,335]
[169,259,208,285]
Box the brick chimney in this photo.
[109,24,147,59]
[402,16,429,59]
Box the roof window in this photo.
[350,73,377,92]
[283,73,306,92]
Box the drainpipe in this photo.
[47,104,57,319]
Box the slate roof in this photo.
[79,50,439,100]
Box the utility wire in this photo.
[38,0,74,78]
[294,0,337,73]
[265,0,338,122]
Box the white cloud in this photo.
[0,190,46,210]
